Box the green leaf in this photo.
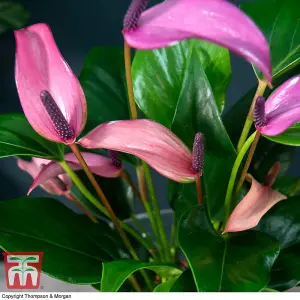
[0,197,126,284]
[153,279,178,292]
[169,270,197,292]
[269,244,300,291]
[178,205,280,292]
[79,47,129,135]
[255,197,300,291]
[0,113,64,160]
[273,176,299,197]
[71,171,134,220]
[133,40,235,220]
[191,40,231,113]
[264,123,300,146]
[0,1,29,34]
[250,138,295,183]
[256,196,300,249]
[241,0,300,79]
[101,260,182,292]
[167,181,197,220]
[133,39,231,116]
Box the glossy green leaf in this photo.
[101,260,182,292]
[178,205,280,292]
[269,244,300,291]
[71,170,134,220]
[241,0,300,79]
[169,270,197,292]
[0,1,29,34]
[0,113,64,160]
[133,39,231,115]
[256,196,300,249]
[191,40,231,113]
[79,47,129,135]
[0,197,126,284]
[255,197,300,290]
[264,123,300,146]
[133,40,236,220]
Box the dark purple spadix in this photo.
[254,96,266,127]
[192,132,204,174]
[109,150,122,168]
[40,90,74,141]
[123,0,148,30]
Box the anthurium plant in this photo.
[1,0,300,292]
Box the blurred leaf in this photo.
[255,196,300,249]
[0,197,127,284]
[265,123,300,146]
[241,0,300,79]
[153,279,178,292]
[71,170,135,220]
[0,1,29,34]
[0,113,64,160]
[101,260,182,292]
[79,47,129,134]
[178,205,280,292]
[268,244,300,291]
[250,138,295,182]
[273,176,299,196]
[169,270,197,292]
[79,47,136,164]
[255,196,300,290]
[133,40,235,220]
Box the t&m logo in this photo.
[2,252,43,289]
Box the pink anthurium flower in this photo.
[28,152,123,194]
[14,23,87,144]
[17,157,72,195]
[254,75,300,136]
[78,119,203,183]
[224,163,287,233]
[123,0,271,83]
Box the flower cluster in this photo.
[15,0,300,233]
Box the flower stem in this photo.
[142,162,171,262]
[170,214,179,264]
[223,132,256,228]
[124,42,138,120]
[121,170,141,200]
[130,213,159,260]
[124,40,163,261]
[69,143,138,258]
[195,177,202,204]
[235,131,261,196]
[137,165,164,261]
[237,80,267,153]
[59,159,152,291]
[65,192,98,223]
